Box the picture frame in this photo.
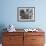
[17,7,35,22]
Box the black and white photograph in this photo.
[17,7,35,22]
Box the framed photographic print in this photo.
[17,7,35,22]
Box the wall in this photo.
[0,0,46,30]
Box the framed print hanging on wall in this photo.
[17,7,35,22]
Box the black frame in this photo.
[17,7,35,22]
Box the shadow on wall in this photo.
[0,24,7,43]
